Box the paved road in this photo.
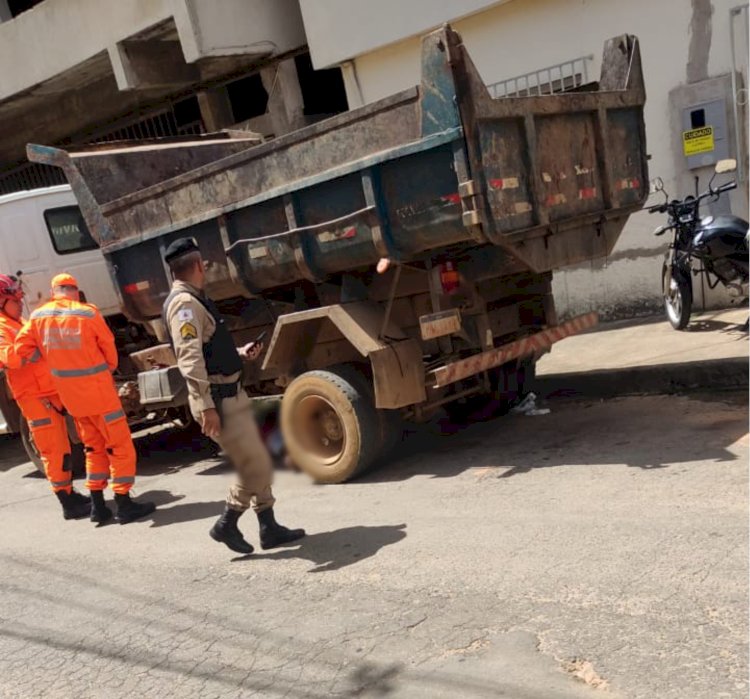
[0,392,746,698]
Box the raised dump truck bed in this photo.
[28,25,648,483]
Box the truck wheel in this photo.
[281,366,380,483]
[20,416,86,478]
[334,365,403,457]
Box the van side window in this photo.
[44,206,97,255]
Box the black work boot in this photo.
[210,507,254,554]
[114,493,156,524]
[257,508,305,550]
[69,489,91,507]
[55,490,91,520]
[89,489,113,526]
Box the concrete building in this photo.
[0,0,746,317]
[0,0,348,193]
[300,0,749,317]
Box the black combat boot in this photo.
[114,493,156,524]
[55,490,91,520]
[210,507,254,554]
[257,508,305,550]
[69,489,91,507]
[89,489,113,526]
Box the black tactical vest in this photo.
[162,287,243,378]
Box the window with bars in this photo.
[487,55,594,98]
[0,98,206,196]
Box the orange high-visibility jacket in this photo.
[16,297,121,417]
[0,312,56,400]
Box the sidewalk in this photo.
[537,308,748,397]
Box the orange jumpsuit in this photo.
[15,297,137,495]
[0,312,73,493]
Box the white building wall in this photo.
[302,0,748,318]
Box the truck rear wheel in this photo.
[281,366,380,483]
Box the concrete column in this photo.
[0,0,12,23]
[197,86,235,132]
[260,58,305,137]
[341,62,365,109]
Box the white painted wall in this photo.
[304,0,749,318]
[299,0,510,69]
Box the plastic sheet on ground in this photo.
[510,392,551,417]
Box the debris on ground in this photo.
[562,658,610,690]
[511,392,551,416]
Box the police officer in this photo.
[162,237,304,554]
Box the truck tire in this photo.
[281,366,380,483]
[335,365,403,457]
[20,416,86,478]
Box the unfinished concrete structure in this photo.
[0,0,347,194]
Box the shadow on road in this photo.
[0,434,33,474]
[121,489,225,528]
[359,393,748,483]
[247,523,407,572]
[133,424,220,474]
[149,499,225,528]
[687,318,748,334]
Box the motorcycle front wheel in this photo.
[662,263,693,330]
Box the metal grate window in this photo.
[488,55,594,98]
[0,102,206,196]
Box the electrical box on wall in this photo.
[681,98,729,169]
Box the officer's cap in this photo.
[164,237,200,265]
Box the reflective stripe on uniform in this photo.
[50,479,72,488]
[51,362,109,378]
[87,472,109,481]
[104,409,125,423]
[112,476,135,484]
[31,308,95,319]
[29,417,52,427]
[22,348,42,365]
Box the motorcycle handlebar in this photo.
[715,181,737,195]
[647,179,736,215]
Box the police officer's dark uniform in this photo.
[162,237,304,554]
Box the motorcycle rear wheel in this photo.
[663,263,693,330]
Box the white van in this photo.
[0,185,119,317]
[0,185,120,439]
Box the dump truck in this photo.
[27,25,648,483]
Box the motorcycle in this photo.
[648,158,748,330]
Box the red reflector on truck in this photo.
[440,261,460,294]
[123,281,150,294]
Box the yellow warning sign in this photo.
[683,126,715,156]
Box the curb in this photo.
[535,357,748,399]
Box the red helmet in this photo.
[0,274,23,302]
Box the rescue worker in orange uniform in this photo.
[0,274,90,519]
[15,273,155,525]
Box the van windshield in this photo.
[44,206,98,255]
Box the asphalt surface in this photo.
[0,388,747,698]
